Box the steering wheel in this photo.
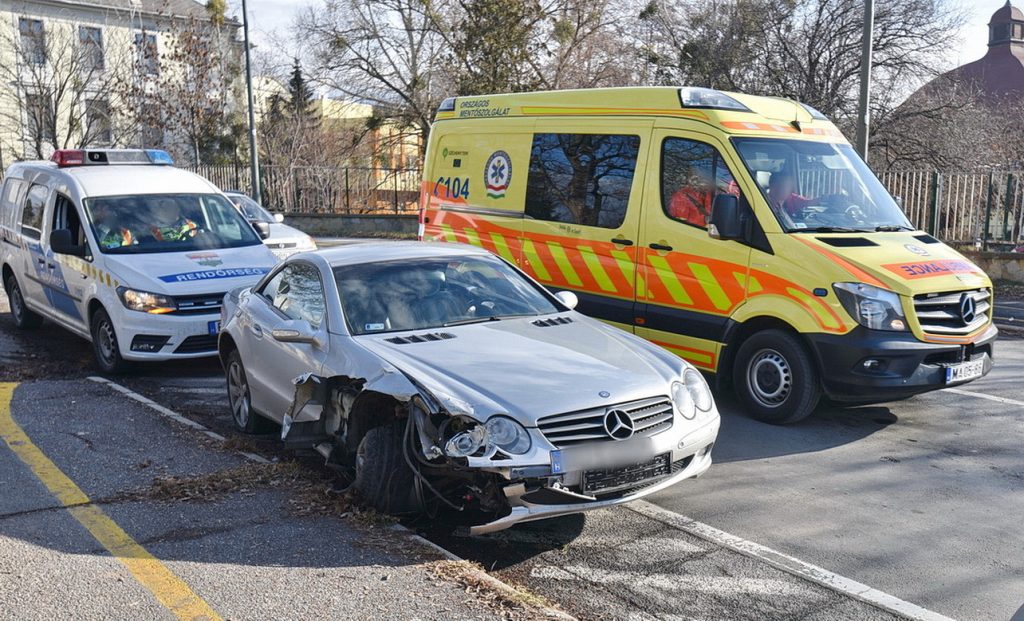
[844,205,867,223]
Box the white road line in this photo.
[87,376,270,464]
[628,501,955,621]
[945,387,1024,408]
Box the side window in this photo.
[261,264,326,328]
[52,195,85,245]
[20,184,48,240]
[1,179,27,231]
[525,133,641,229]
[661,138,742,229]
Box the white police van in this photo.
[0,149,278,372]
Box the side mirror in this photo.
[253,221,272,240]
[50,229,87,257]
[271,319,320,347]
[273,213,285,223]
[708,194,743,241]
[554,290,579,310]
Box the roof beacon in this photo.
[50,148,174,168]
[678,87,751,112]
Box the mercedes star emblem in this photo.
[959,293,976,325]
[603,409,635,440]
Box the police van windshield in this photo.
[732,138,912,233]
[84,194,263,254]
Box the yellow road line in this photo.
[0,383,221,621]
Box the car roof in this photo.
[7,161,220,197]
[316,241,490,267]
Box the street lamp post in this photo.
[241,0,261,204]
[856,0,875,163]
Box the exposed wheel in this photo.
[5,274,43,329]
[226,349,273,433]
[90,307,127,374]
[733,329,820,424]
[353,422,420,514]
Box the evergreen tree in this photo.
[287,58,317,123]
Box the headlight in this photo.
[117,287,176,314]
[444,425,487,457]
[833,283,907,331]
[672,381,695,420]
[684,368,712,412]
[485,416,531,455]
[298,237,317,250]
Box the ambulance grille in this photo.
[537,396,674,448]
[912,288,990,335]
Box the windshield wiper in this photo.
[874,225,913,232]
[792,226,869,233]
[443,316,503,327]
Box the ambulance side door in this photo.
[518,120,653,332]
[635,129,752,372]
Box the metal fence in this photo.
[186,164,422,215]
[880,170,1024,250]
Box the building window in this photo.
[19,18,45,65]
[79,26,104,72]
[661,137,742,229]
[85,98,111,146]
[141,103,163,147]
[134,32,159,75]
[25,93,55,145]
[525,133,641,229]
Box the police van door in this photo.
[635,129,752,372]
[518,120,653,332]
[16,181,52,314]
[43,192,90,332]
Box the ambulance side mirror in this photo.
[708,195,743,241]
[253,221,272,240]
[50,229,87,257]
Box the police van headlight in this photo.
[833,283,906,331]
[117,287,177,314]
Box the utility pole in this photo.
[855,0,874,163]
[241,0,261,203]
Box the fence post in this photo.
[393,169,399,214]
[1003,173,1014,244]
[344,168,350,213]
[927,171,941,236]
[983,170,995,251]
[292,166,300,213]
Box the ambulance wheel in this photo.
[90,308,127,374]
[225,350,273,434]
[733,329,820,424]
[5,274,43,329]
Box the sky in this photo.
[957,0,1010,66]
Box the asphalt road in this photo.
[0,284,1021,620]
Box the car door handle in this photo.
[46,262,56,269]
[648,243,673,252]
[36,257,45,265]
[611,237,634,246]
[251,323,264,338]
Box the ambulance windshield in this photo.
[733,138,913,233]
[84,193,263,254]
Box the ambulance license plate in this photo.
[945,358,984,384]
[208,320,221,335]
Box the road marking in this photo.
[945,387,1024,408]
[88,376,269,464]
[531,564,812,597]
[628,501,955,621]
[0,382,221,621]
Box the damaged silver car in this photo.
[218,242,719,533]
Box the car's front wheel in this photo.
[353,422,420,514]
[90,308,127,374]
[733,329,820,424]
[5,274,43,329]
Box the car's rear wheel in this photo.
[226,349,272,433]
[733,329,820,424]
[353,422,420,514]
[90,308,127,374]
[5,274,43,329]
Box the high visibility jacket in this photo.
[151,219,197,242]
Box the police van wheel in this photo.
[226,350,272,434]
[90,308,127,374]
[733,329,820,424]
[5,274,43,329]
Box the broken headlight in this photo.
[443,416,531,457]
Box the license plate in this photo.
[208,320,221,335]
[945,357,985,383]
[582,452,671,495]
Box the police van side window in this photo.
[525,133,641,229]
[1,179,27,232]
[20,184,48,240]
[52,195,86,245]
[661,137,742,230]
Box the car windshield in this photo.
[228,194,275,223]
[733,138,912,232]
[84,193,263,254]
[334,254,560,335]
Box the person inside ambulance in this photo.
[766,170,812,218]
[667,164,740,228]
[149,198,198,242]
[91,199,137,249]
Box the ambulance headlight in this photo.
[117,287,177,314]
[833,283,906,331]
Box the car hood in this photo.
[103,244,278,296]
[354,315,683,426]
[796,232,991,295]
[264,223,314,246]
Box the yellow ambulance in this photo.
[418,87,996,423]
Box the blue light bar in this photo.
[146,150,174,165]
